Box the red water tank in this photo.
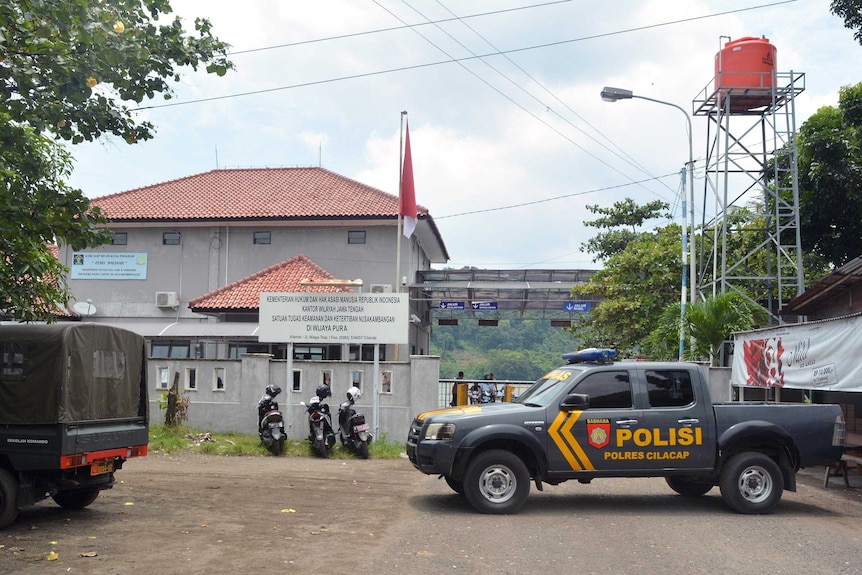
[714,36,777,113]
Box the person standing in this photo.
[450,371,464,406]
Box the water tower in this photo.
[692,36,804,323]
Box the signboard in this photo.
[731,314,862,391]
[564,301,592,312]
[472,302,498,311]
[259,292,409,344]
[71,252,148,280]
[439,301,466,310]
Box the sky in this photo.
[67,0,861,271]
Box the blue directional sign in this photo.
[472,302,498,311]
[564,301,593,312]
[440,301,466,310]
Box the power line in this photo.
[132,0,797,112]
[228,0,577,55]
[433,172,678,220]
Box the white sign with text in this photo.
[258,292,409,344]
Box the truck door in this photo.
[547,369,645,474]
[638,368,714,470]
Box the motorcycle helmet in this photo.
[316,383,332,400]
[347,386,362,402]
[265,384,282,398]
[308,396,321,408]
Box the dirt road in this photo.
[2,454,861,575]
[0,453,425,575]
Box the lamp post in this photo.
[600,86,696,359]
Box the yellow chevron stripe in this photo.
[561,411,594,471]
[549,411,583,470]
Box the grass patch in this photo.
[148,425,406,459]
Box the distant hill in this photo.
[431,319,580,382]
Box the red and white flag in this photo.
[400,122,417,238]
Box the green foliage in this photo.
[831,0,862,45]
[581,199,670,262]
[0,0,233,144]
[0,0,232,320]
[794,82,862,267]
[685,291,769,365]
[573,223,683,356]
[148,425,406,458]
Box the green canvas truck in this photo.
[0,324,149,528]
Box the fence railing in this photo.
[437,379,535,408]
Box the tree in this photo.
[832,0,862,45]
[580,198,670,262]
[0,0,232,320]
[794,82,862,267]
[572,223,682,356]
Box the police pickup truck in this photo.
[407,352,845,515]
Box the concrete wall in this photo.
[148,354,441,443]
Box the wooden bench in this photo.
[823,453,862,488]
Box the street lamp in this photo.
[601,86,696,359]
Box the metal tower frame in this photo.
[692,71,805,324]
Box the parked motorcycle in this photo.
[257,384,286,456]
[337,386,372,459]
[301,384,336,457]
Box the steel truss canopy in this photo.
[411,269,599,321]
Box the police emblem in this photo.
[587,419,611,449]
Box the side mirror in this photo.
[299,401,307,407]
[560,393,590,411]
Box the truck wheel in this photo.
[666,476,713,496]
[0,468,19,529]
[464,450,530,514]
[719,451,783,514]
[51,488,100,510]
[444,475,465,496]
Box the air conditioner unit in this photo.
[370,284,392,294]
[155,291,179,308]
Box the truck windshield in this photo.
[515,367,584,408]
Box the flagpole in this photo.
[395,111,406,361]
[396,111,406,291]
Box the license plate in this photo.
[355,423,370,432]
[269,422,282,428]
[91,459,114,476]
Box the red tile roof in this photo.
[188,254,354,311]
[91,167,428,221]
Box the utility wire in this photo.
[427,0,678,203]
[373,0,678,201]
[228,0,577,55]
[133,0,797,112]
[433,172,678,220]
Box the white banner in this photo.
[258,292,409,344]
[731,314,862,391]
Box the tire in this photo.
[312,436,327,458]
[463,449,530,514]
[666,475,714,497]
[444,475,465,496]
[273,437,285,456]
[719,451,783,514]
[51,488,100,510]
[0,468,19,529]
[358,440,369,460]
